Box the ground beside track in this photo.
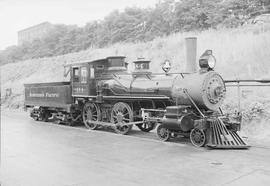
[1,110,270,186]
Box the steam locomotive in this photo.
[24,38,249,149]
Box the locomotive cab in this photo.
[67,56,128,97]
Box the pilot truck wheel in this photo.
[111,102,133,135]
[156,124,170,141]
[82,102,101,130]
[190,128,206,147]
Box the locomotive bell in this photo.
[162,60,171,73]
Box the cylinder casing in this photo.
[161,114,194,132]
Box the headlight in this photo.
[199,50,216,70]
[208,55,216,69]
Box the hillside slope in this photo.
[1,25,270,143]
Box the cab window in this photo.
[90,67,95,79]
[81,67,88,83]
[109,58,124,67]
[73,67,79,82]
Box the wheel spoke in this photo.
[123,112,129,116]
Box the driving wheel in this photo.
[82,102,101,130]
[111,102,133,135]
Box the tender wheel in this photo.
[55,119,62,125]
[31,108,41,121]
[83,102,101,130]
[111,102,133,135]
[66,113,76,126]
[156,124,170,141]
[67,108,82,126]
[190,128,206,147]
[41,111,50,122]
[137,121,156,132]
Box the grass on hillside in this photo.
[1,25,270,143]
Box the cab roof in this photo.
[65,56,126,67]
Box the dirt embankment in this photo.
[1,25,270,142]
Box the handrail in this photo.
[224,79,270,112]
[225,79,270,83]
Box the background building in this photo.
[18,22,53,45]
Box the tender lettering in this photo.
[29,92,59,98]
[45,93,59,97]
[29,93,44,97]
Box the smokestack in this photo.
[185,37,197,73]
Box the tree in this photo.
[0,0,268,65]
[174,0,223,31]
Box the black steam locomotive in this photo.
[24,38,249,149]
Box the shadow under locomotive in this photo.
[24,37,249,149]
[31,115,195,147]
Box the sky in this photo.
[0,0,157,50]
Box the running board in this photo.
[206,118,250,149]
[86,120,144,127]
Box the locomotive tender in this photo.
[24,37,249,149]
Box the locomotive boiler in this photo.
[24,37,249,149]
